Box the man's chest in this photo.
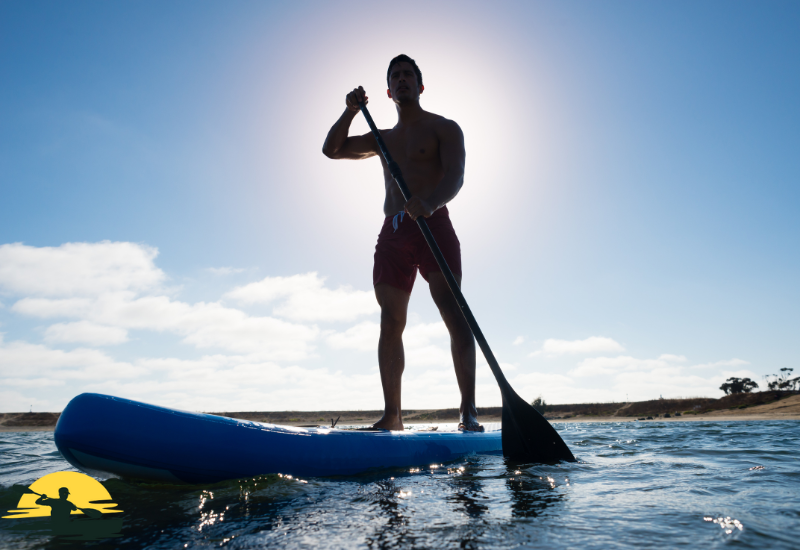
[382,126,440,164]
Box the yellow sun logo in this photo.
[3,471,122,519]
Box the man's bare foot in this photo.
[458,421,485,432]
[371,414,404,431]
[459,405,483,432]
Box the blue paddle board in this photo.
[54,393,502,483]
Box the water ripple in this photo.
[1,421,799,548]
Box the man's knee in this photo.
[450,323,475,350]
[380,306,406,335]
[427,272,460,309]
[375,283,409,336]
[438,298,471,338]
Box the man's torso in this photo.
[378,112,448,215]
[47,499,77,519]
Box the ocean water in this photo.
[1,420,799,549]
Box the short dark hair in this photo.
[386,54,423,88]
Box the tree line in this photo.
[720,368,799,395]
[529,368,798,409]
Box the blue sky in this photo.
[1,1,798,413]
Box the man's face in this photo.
[388,62,421,103]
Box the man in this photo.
[322,54,482,432]
[35,487,78,523]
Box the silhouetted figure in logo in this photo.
[35,487,78,525]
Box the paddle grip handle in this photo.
[358,101,510,390]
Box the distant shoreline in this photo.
[2,393,798,432]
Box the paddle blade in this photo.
[501,388,575,463]
[80,507,103,519]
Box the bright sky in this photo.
[1,1,798,413]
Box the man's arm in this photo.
[404,119,466,220]
[322,86,379,160]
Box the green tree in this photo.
[531,396,547,414]
[765,368,799,391]
[720,377,759,395]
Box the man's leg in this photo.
[427,272,482,431]
[372,282,411,430]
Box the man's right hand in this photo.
[345,86,368,112]
[323,86,377,160]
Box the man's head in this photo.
[386,54,423,103]
[58,487,70,498]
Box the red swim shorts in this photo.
[373,205,462,294]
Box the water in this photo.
[2,420,799,549]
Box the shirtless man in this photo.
[35,487,77,523]
[322,54,482,432]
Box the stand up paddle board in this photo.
[54,393,502,483]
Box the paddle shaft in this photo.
[358,102,511,394]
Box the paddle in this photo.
[17,487,103,519]
[358,101,575,463]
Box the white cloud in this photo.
[561,354,753,402]
[0,340,142,380]
[570,355,748,379]
[530,336,625,357]
[403,321,450,348]
[0,331,757,412]
[691,358,749,369]
[513,336,524,346]
[1,378,66,388]
[0,241,164,297]
[14,292,319,359]
[570,355,667,377]
[327,321,379,352]
[504,371,578,404]
[658,354,687,362]
[1,243,362,360]
[0,240,759,412]
[44,321,129,346]
[325,320,454,368]
[0,337,381,412]
[178,309,317,358]
[12,297,95,318]
[609,364,756,402]
[224,272,379,322]
[0,390,53,412]
[405,344,453,368]
[326,321,450,357]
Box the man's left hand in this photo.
[404,197,435,220]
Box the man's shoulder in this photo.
[426,113,463,142]
[425,112,460,129]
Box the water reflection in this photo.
[445,467,490,550]
[447,474,489,519]
[364,479,411,549]
[99,475,302,546]
[364,463,494,550]
[504,459,566,519]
